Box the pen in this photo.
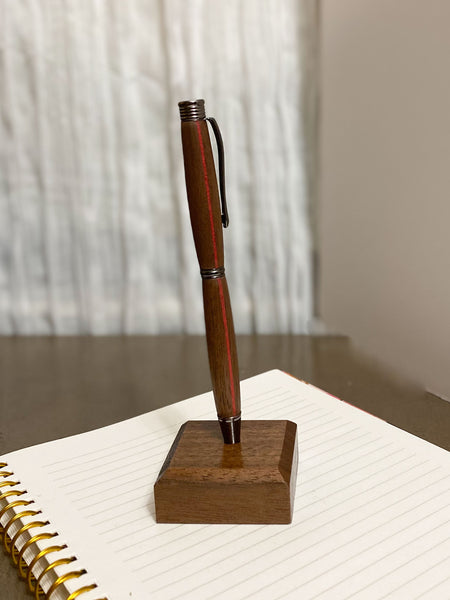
[179,99,241,444]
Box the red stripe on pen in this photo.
[218,278,236,415]
[196,121,218,268]
[196,121,236,416]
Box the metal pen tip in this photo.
[219,415,241,444]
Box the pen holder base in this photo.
[154,420,298,524]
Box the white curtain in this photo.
[0,0,316,334]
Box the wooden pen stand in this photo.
[154,420,298,524]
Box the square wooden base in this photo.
[154,420,298,524]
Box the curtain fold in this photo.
[0,0,316,334]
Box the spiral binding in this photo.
[0,462,107,600]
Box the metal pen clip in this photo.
[206,117,229,228]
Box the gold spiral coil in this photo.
[0,499,34,531]
[35,556,77,600]
[16,531,58,574]
[44,569,86,600]
[66,584,100,599]
[3,509,42,552]
[0,479,20,488]
[27,544,68,592]
[0,461,107,599]
[0,488,26,501]
[8,520,49,554]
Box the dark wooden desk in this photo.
[1,335,449,598]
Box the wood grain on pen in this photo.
[181,118,240,420]
[203,277,239,417]
[181,120,223,269]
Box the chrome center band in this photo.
[200,267,225,279]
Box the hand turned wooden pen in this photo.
[179,99,241,444]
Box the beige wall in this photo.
[318,0,450,399]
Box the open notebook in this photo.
[1,370,449,600]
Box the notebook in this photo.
[1,370,449,600]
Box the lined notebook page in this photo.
[3,370,450,599]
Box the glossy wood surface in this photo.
[0,335,449,598]
[181,118,240,421]
[203,278,240,419]
[181,119,224,268]
[155,420,297,524]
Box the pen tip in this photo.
[219,415,241,444]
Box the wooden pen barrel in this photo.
[180,118,224,269]
[202,276,240,420]
[179,101,241,437]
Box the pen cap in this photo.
[179,100,224,268]
[179,99,206,122]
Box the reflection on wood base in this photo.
[154,420,298,524]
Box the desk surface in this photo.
[1,335,449,598]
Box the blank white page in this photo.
[2,370,449,599]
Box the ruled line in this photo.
[44,387,301,474]
[352,553,450,600]
[26,373,449,600]
[189,482,450,600]
[123,441,396,564]
[290,518,450,600]
[141,461,441,585]
[412,574,450,599]
[43,387,285,469]
[126,450,413,569]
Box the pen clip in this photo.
[206,117,229,228]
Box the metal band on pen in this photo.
[200,267,225,280]
[179,99,206,122]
